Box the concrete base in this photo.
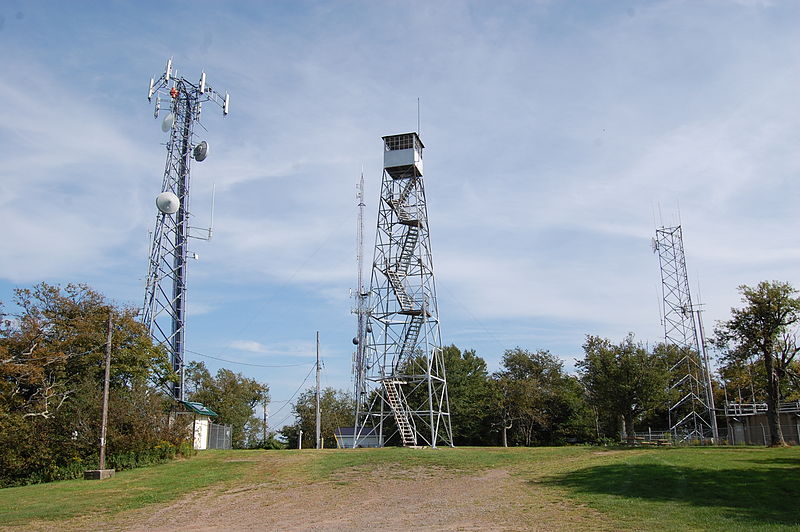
[84,469,115,480]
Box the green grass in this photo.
[1,446,798,530]
[0,450,249,527]
[541,446,800,531]
[299,445,523,480]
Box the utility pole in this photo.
[99,312,113,470]
[315,331,321,450]
[85,311,115,479]
[298,429,303,450]
[264,397,269,445]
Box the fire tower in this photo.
[142,59,229,400]
[354,133,453,448]
[653,225,718,442]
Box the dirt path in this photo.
[34,454,615,531]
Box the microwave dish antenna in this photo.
[193,140,209,162]
[156,191,180,214]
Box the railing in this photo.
[724,401,800,416]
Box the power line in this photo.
[268,365,316,421]
[185,348,313,368]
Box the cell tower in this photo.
[141,59,229,400]
[653,225,718,442]
[354,133,453,448]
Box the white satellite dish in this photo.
[161,112,175,132]
[193,141,209,162]
[156,191,180,214]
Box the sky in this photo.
[2,0,800,431]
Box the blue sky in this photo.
[2,1,800,430]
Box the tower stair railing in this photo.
[383,379,417,446]
[398,314,424,361]
[397,226,419,273]
[388,178,418,224]
[385,269,416,312]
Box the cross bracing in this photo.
[354,133,453,448]
[653,225,719,442]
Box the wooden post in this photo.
[99,312,113,470]
[85,311,116,479]
[315,331,321,450]
[263,398,268,443]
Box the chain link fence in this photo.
[208,423,232,449]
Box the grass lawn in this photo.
[0,445,797,530]
[540,446,800,531]
[0,450,250,527]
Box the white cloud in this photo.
[229,340,269,354]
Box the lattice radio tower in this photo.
[354,133,453,448]
[142,59,229,400]
[653,225,718,441]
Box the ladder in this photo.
[383,380,416,446]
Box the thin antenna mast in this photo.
[352,171,368,446]
[208,183,216,240]
[417,97,421,135]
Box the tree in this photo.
[441,345,495,445]
[185,361,269,449]
[714,281,800,446]
[281,387,354,449]
[493,348,593,446]
[0,283,182,486]
[577,335,670,439]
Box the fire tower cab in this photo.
[382,132,424,179]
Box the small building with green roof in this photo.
[179,400,218,450]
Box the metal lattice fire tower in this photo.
[142,59,229,400]
[653,225,718,442]
[354,133,453,448]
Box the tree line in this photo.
[3,279,798,486]
[283,281,800,447]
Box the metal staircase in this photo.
[386,269,415,312]
[398,226,419,273]
[398,314,424,360]
[385,194,422,314]
[383,380,417,446]
[388,178,418,224]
